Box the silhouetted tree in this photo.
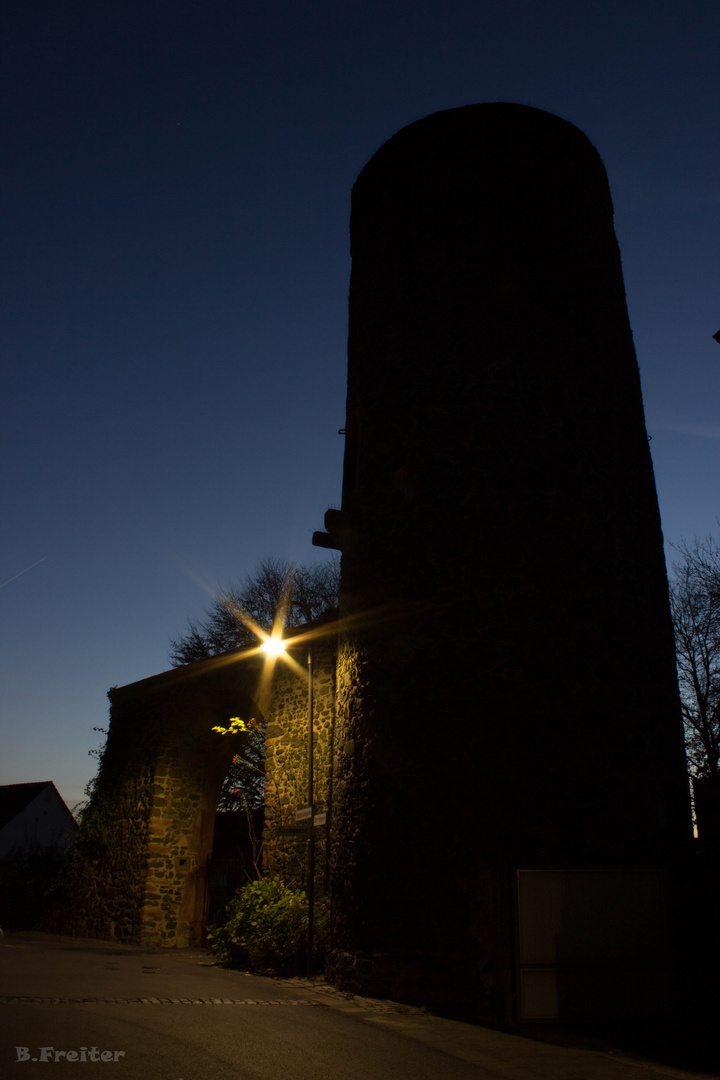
[670,536,720,778]
[169,555,340,811]
[169,555,340,664]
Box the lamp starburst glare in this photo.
[262,635,287,657]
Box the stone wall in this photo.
[49,655,267,945]
[47,634,337,946]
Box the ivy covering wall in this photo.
[45,657,267,945]
[45,687,159,941]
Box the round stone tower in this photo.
[318,104,692,1021]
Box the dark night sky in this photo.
[2,0,719,808]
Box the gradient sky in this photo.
[2,0,719,810]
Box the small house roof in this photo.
[0,781,62,830]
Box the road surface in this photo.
[0,934,713,1080]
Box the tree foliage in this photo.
[670,536,720,778]
[169,556,340,811]
[218,719,266,812]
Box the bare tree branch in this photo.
[670,536,720,778]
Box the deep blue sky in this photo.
[2,0,719,810]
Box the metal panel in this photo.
[515,868,668,1021]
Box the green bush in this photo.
[207,876,329,974]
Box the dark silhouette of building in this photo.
[0,781,76,860]
[316,103,693,1021]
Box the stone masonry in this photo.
[315,103,694,1022]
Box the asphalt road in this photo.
[0,934,496,1080]
[1,934,716,1080]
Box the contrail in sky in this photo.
[649,420,720,440]
[0,556,47,590]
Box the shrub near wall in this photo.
[207,876,329,974]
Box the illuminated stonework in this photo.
[49,636,336,947]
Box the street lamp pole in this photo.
[261,633,316,978]
[306,645,315,978]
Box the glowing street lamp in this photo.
[262,634,287,658]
